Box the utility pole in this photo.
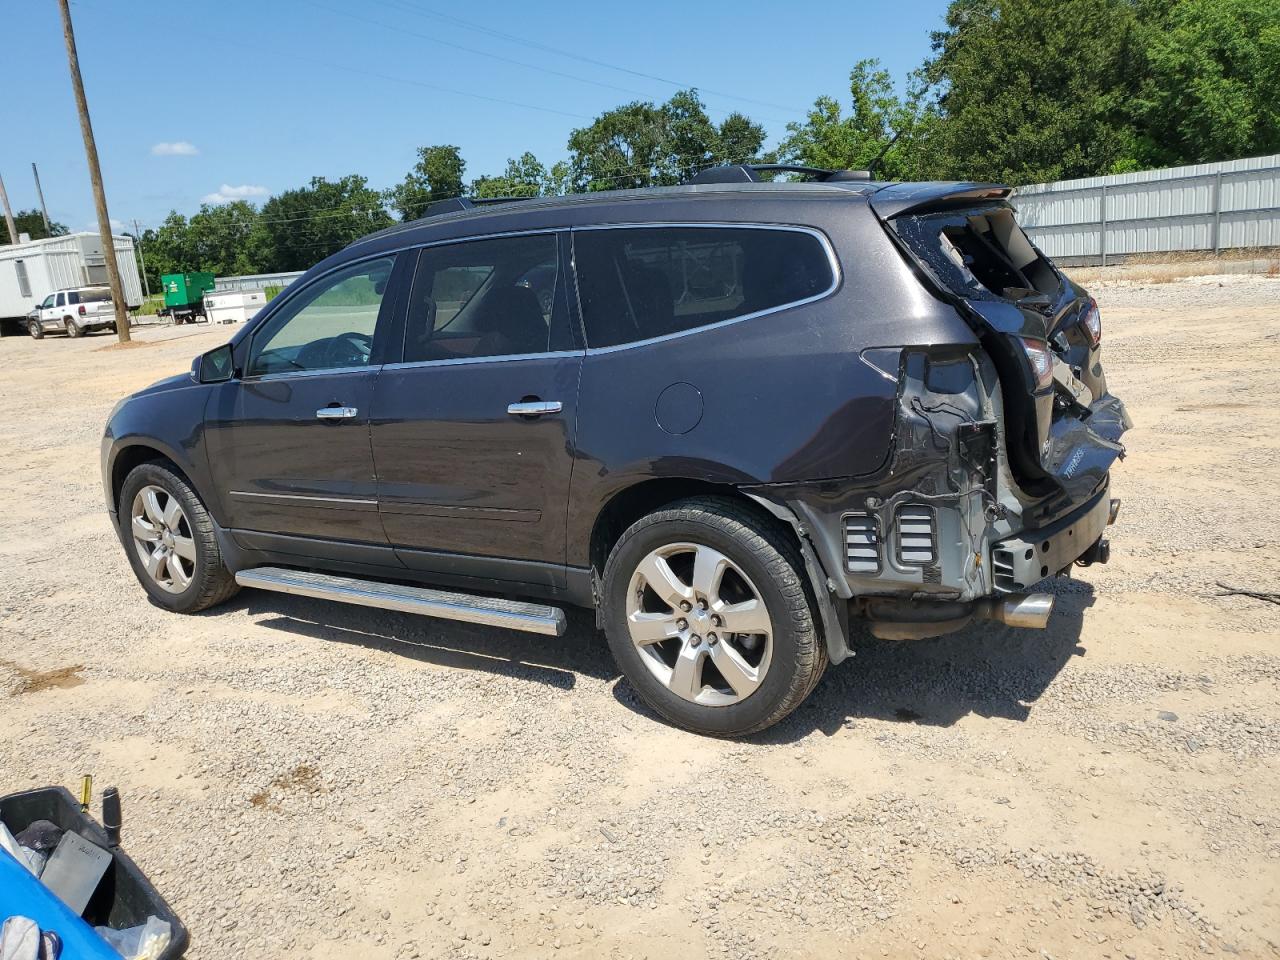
[0,172,17,245]
[32,163,52,233]
[132,218,150,298]
[57,0,130,342]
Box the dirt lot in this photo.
[1,275,1278,960]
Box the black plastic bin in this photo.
[0,786,188,959]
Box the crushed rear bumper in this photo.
[991,484,1116,592]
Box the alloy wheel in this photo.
[130,485,196,593]
[625,542,773,706]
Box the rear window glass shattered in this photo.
[896,206,1062,303]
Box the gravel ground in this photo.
[0,275,1278,960]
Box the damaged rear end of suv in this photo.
[766,179,1130,646]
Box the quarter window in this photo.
[573,227,834,348]
[248,257,395,376]
[403,233,563,362]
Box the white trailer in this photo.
[204,288,267,325]
[0,233,144,332]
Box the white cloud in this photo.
[200,183,269,205]
[151,141,199,156]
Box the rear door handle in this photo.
[316,406,358,420]
[507,401,563,417]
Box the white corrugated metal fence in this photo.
[1014,154,1280,265]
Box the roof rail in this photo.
[685,164,873,185]
[417,195,533,220]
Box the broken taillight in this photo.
[1080,297,1101,347]
[1019,337,1054,392]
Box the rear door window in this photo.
[403,233,568,362]
[573,226,834,348]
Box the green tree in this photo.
[541,160,573,197]
[258,175,392,271]
[567,89,766,191]
[777,60,938,180]
[186,201,261,277]
[137,211,195,292]
[924,0,1145,183]
[389,145,466,220]
[471,152,547,198]
[1,209,69,243]
[1134,0,1280,165]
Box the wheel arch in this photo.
[586,477,850,664]
[109,442,195,515]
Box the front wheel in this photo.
[602,497,827,737]
[118,461,239,613]
[28,320,44,340]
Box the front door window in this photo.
[248,258,395,376]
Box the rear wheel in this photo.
[64,317,82,338]
[602,497,826,737]
[28,320,44,340]
[118,461,239,613]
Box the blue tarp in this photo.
[0,848,118,959]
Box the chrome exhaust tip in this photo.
[979,593,1055,630]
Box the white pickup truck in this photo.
[26,287,120,339]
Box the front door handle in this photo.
[316,406,358,420]
[507,400,563,417]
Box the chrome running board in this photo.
[235,566,567,636]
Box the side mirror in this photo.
[193,343,235,383]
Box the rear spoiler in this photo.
[869,182,1012,219]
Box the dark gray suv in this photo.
[102,164,1129,737]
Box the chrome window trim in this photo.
[382,348,583,372]
[569,222,842,354]
[243,222,839,370]
[241,365,382,384]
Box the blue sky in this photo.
[3,0,949,233]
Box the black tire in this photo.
[108,322,118,334]
[65,317,82,338]
[118,461,239,614]
[28,320,44,340]
[601,496,827,737]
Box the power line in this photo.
[179,28,596,123]
[348,0,797,125]
[305,0,653,104]
[381,0,806,116]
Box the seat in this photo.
[472,286,549,357]
[622,265,675,338]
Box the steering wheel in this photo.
[329,331,372,366]
[296,331,372,369]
